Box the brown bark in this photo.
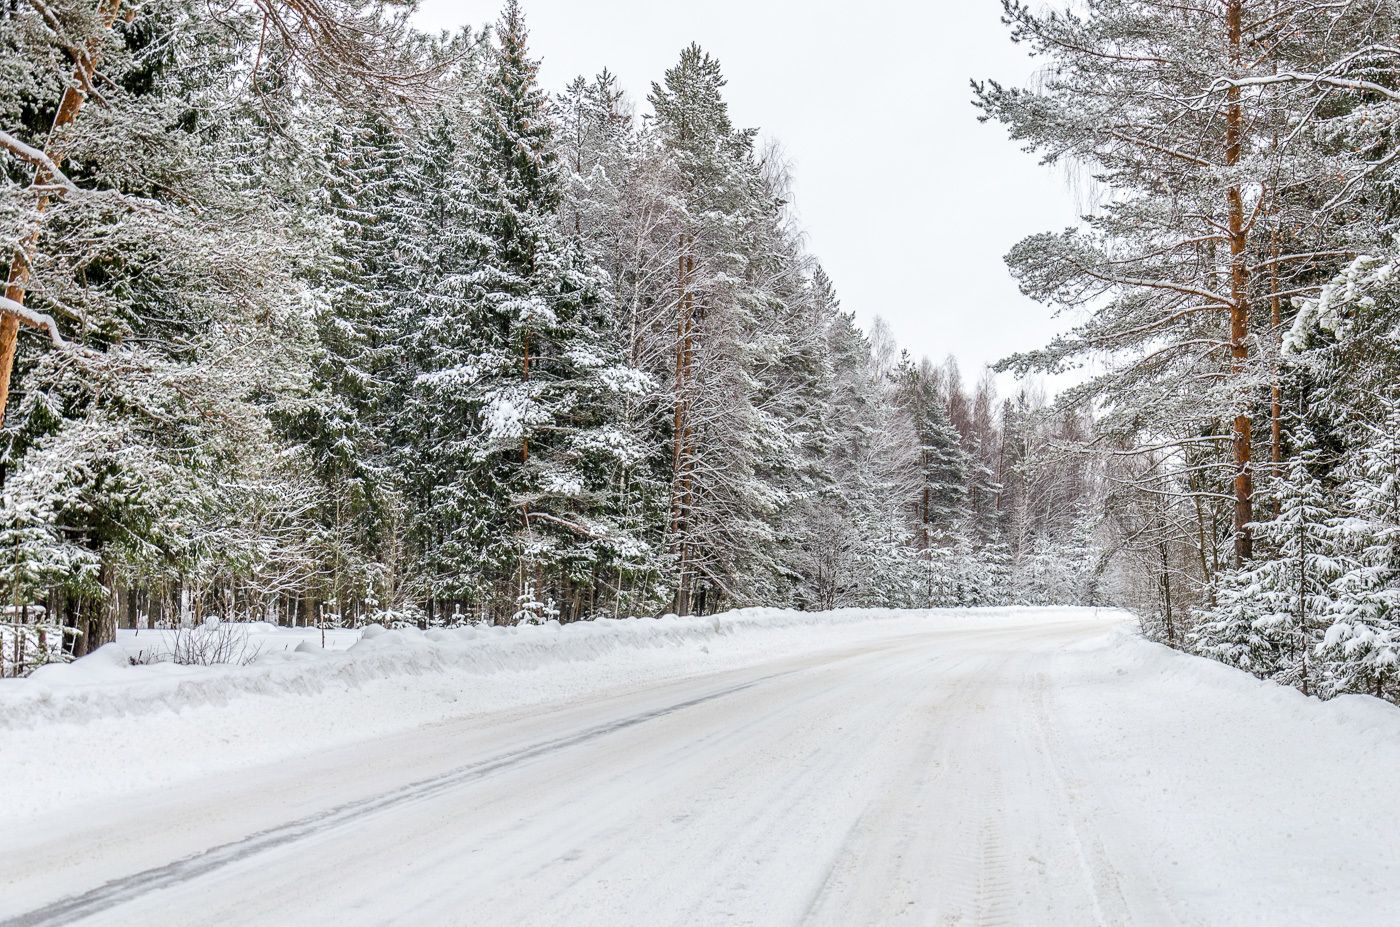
[1,0,124,426]
[1269,228,1284,516]
[1225,0,1254,566]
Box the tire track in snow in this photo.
[5,615,1177,927]
[798,654,983,926]
[1025,667,1179,926]
[0,674,783,927]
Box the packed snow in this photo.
[2,607,1399,926]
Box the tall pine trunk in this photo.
[1269,228,1284,516]
[1225,0,1254,566]
[1,0,125,425]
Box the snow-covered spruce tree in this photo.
[1194,440,1341,694]
[783,304,922,610]
[837,318,924,607]
[557,71,632,241]
[894,355,969,551]
[1011,511,1103,607]
[555,69,671,617]
[400,2,646,623]
[288,26,481,627]
[964,373,1004,547]
[776,267,845,609]
[889,355,980,605]
[289,107,418,624]
[1317,397,1400,701]
[1272,247,1400,702]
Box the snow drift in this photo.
[0,608,951,730]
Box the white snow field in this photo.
[2,607,1399,926]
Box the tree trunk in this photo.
[0,0,125,425]
[1225,0,1254,566]
[668,248,696,615]
[1160,536,1175,646]
[1269,228,1284,516]
[521,328,531,464]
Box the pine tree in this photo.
[0,0,324,650]
[648,43,783,614]
[979,0,1378,575]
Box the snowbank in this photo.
[1066,621,1400,769]
[1,608,948,730]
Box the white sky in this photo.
[415,0,1084,391]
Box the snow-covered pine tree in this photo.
[0,0,327,650]
[647,43,783,614]
[978,0,1374,582]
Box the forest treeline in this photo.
[981,0,1400,703]
[0,0,1104,669]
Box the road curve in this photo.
[2,611,1395,926]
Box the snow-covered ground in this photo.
[0,608,961,821]
[2,607,1398,925]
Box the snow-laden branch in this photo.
[0,295,68,348]
[1079,266,1233,307]
[524,510,609,541]
[0,130,76,192]
[22,0,85,67]
[1206,72,1400,105]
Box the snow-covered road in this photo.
[3,609,1399,926]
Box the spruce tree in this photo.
[1320,399,1400,700]
[1195,442,1341,693]
[401,2,644,621]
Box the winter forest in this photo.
[2,0,1399,709]
[0,0,1103,667]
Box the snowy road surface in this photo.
[3,609,1399,926]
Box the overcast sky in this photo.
[415,0,1083,391]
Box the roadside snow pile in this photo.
[0,607,952,730]
[1066,621,1400,766]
